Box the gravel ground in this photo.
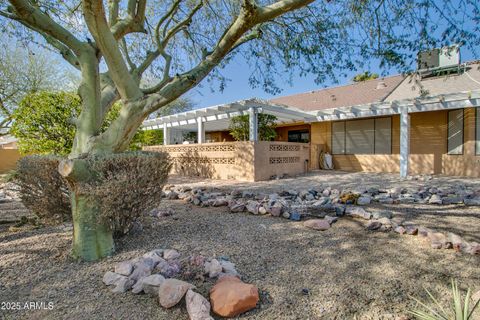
[1,199,480,320]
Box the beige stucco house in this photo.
[143,57,480,181]
[0,135,21,174]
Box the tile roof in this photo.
[270,75,405,112]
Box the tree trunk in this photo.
[59,158,114,261]
[71,188,114,261]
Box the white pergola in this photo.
[142,98,317,144]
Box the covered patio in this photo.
[142,99,316,181]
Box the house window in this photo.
[332,117,392,155]
[476,108,480,155]
[288,130,310,143]
[447,109,463,155]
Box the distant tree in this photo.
[11,91,167,154]
[229,114,277,141]
[0,42,78,135]
[353,71,379,82]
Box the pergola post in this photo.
[400,106,410,178]
[248,107,258,142]
[197,116,205,144]
[163,123,170,145]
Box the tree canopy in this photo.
[229,114,277,141]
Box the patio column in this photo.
[400,106,410,178]
[248,107,258,142]
[163,123,170,145]
[197,116,205,144]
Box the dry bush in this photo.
[15,155,71,224]
[82,151,171,237]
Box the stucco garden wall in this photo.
[0,149,21,174]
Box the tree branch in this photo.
[256,0,315,23]
[82,0,143,100]
[8,0,86,55]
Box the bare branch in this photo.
[82,0,143,100]
[8,0,85,55]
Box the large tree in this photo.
[1,0,477,260]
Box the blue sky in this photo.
[190,47,479,108]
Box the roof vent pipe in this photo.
[376,81,387,89]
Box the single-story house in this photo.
[143,50,480,181]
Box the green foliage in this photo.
[11,91,80,155]
[229,114,277,141]
[409,280,480,320]
[353,71,379,82]
[11,91,164,155]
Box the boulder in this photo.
[405,226,418,235]
[103,271,124,286]
[324,215,338,225]
[186,290,213,320]
[366,221,382,231]
[129,261,152,282]
[394,226,406,234]
[356,196,371,205]
[268,203,283,217]
[158,279,195,308]
[204,259,222,278]
[246,201,260,215]
[229,202,245,213]
[155,259,181,278]
[428,194,443,205]
[464,197,480,206]
[428,232,447,249]
[163,249,180,261]
[111,276,134,293]
[418,227,431,237]
[447,232,463,251]
[345,206,371,220]
[210,276,259,317]
[282,212,290,219]
[258,206,267,215]
[220,260,238,277]
[372,211,393,220]
[304,219,330,231]
[114,261,134,276]
[143,274,166,295]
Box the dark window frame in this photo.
[287,129,310,143]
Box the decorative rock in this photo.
[324,215,338,225]
[405,226,418,235]
[345,206,371,220]
[356,196,371,205]
[378,198,394,204]
[142,274,166,295]
[258,206,267,215]
[289,212,302,221]
[448,232,463,251]
[246,201,260,215]
[372,211,393,220]
[158,279,195,308]
[210,276,259,317]
[366,221,382,231]
[204,259,222,278]
[163,249,180,261]
[111,276,134,293]
[394,226,406,234]
[428,194,443,205]
[103,271,124,286]
[334,206,346,217]
[304,219,330,231]
[268,203,283,217]
[220,260,238,277]
[418,227,431,237]
[428,232,447,249]
[155,259,181,278]
[229,202,245,213]
[464,197,480,206]
[186,290,213,320]
[129,261,152,282]
[114,261,133,276]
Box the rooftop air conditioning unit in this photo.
[417,45,460,71]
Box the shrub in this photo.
[81,151,171,237]
[409,279,480,320]
[15,155,71,224]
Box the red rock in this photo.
[304,219,330,231]
[210,276,259,317]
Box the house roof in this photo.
[385,61,480,101]
[270,75,405,112]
